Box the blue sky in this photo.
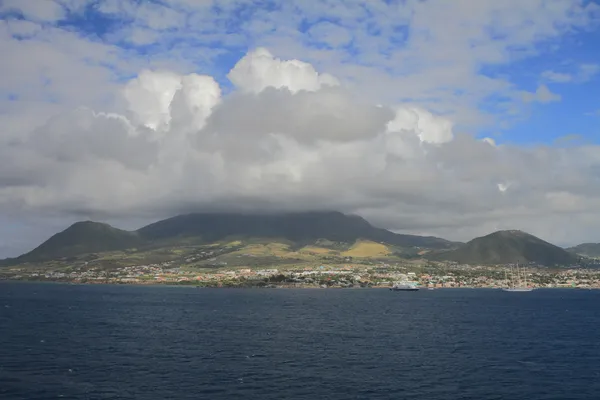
[484,25,600,145]
[1,0,600,256]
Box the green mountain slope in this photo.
[429,230,579,266]
[16,221,142,262]
[6,211,456,263]
[137,211,457,249]
[567,243,600,258]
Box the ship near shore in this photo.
[502,263,534,292]
[390,281,419,291]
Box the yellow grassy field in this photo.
[298,246,336,255]
[342,240,391,257]
[232,243,292,256]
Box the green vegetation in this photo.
[428,230,580,266]
[567,243,600,258]
[137,211,459,248]
[4,211,456,265]
[15,221,143,263]
[2,213,595,272]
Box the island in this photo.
[1,212,599,289]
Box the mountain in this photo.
[429,230,579,266]
[567,243,600,258]
[7,211,456,263]
[15,221,143,262]
[137,211,457,249]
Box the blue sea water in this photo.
[1,283,599,400]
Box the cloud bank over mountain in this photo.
[1,48,599,253]
[1,0,600,256]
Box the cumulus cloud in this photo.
[122,70,222,131]
[203,87,393,144]
[227,48,339,93]
[1,49,600,257]
[386,107,454,144]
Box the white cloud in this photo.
[227,47,340,93]
[1,50,600,258]
[0,22,127,108]
[541,70,572,83]
[481,137,497,147]
[0,0,65,23]
[4,19,42,37]
[95,0,136,17]
[125,28,161,46]
[578,64,600,82]
[387,107,454,144]
[134,2,186,30]
[308,21,353,47]
[123,70,186,131]
[204,87,392,144]
[521,85,561,103]
[542,64,599,84]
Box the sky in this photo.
[1,0,600,257]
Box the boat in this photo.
[390,281,419,291]
[502,287,534,292]
[502,263,535,292]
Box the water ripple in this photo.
[1,284,600,399]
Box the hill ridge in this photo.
[16,221,142,262]
[567,242,600,258]
[429,229,579,266]
[7,211,457,263]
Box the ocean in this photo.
[1,283,599,399]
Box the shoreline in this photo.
[1,279,597,290]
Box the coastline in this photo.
[1,278,597,290]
